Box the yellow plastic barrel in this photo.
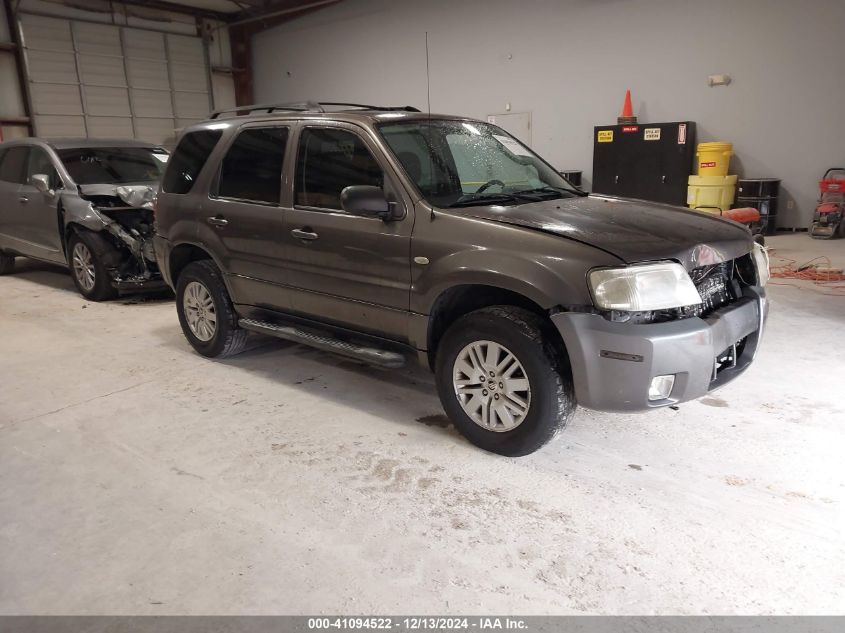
[687,174,737,212]
[696,142,733,176]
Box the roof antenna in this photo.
[425,31,435,220]
[425,31,431,116]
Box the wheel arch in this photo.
[425,283,567,369]
[169,243,216,286]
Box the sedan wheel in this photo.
[453,339,531,432]
[182,280,217,342]
[72,241,96,292]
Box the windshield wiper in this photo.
[448,186,586,208]
[449,193,531,208]
[513,185,588,198]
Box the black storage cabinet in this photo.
[592,121,696,206]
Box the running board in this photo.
[238,318,406,368]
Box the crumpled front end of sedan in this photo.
[62,183,165,291]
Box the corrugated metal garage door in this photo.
[20,13,210,144]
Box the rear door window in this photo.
[295,127,383,210]
[162,130,222,194]
[0,147,29,184]
[217,127,289,204]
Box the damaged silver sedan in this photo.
[0,138,169,300]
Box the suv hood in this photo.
[462,195,753,270]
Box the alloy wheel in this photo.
[72,242,96,292]
[183,281,217,342]
[452,340,531,432]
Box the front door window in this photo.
[294,127,383,210]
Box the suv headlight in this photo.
[751,242,770,286]
[589,262,702,311]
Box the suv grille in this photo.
[687,261,733,318]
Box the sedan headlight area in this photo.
[589,262,702,311]
[751,242,770,286]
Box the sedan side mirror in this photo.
[340,185,392,220]
[31,174,55,198]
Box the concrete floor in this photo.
[1,234,843,615]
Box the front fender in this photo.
[409,210,620,314]
[413,250,582,313]
[60,192,109,232]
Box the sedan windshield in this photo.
[58,147,169,185]
[378,119,582,208]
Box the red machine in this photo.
[694,206,765,245]
[810,168,845,239]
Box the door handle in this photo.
[291,228,319,241]
[207,216,228,227]
[19,196,29,203]
[662,175,667,184]
[614,175,619,184]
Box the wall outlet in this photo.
[787,200,794,209]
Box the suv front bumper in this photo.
[551,288,767,412]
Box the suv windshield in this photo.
[378,119,582,208]
[57,147,169,185]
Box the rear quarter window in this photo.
[162,130,222,194]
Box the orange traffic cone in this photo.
[618,89,637,125]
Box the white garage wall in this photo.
[251,0,845,228]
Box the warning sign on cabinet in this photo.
[644,128,661,141]
[597,130,613,143]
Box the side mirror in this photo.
[340,185,392,220]
[31,174,55,198]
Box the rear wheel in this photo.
[176,259,248,358]
[435,306,576,456]
[67,232,118,301]
[0,251,14,275]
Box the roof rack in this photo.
[209,101,420,119]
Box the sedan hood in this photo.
[78,183,157,197]
[78,183,158,209]
[461,195,753,270]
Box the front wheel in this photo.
[67,232,118,301]
[435,306,575,456]
[176,259,248,358]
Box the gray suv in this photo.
[153,102,769,456]
[0,138,169,300]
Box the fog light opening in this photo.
[648,374,675,401]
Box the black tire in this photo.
[66,232,118,301]
[175,259,248,358]
[434,306,576,457]
[0,251,14,275]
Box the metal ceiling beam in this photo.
[116,0,235,21]
[225,0,338,27]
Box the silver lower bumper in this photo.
[551,288,768,412]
